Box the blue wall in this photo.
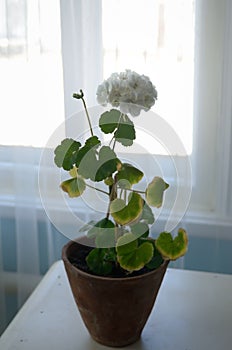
[2,217,232,276]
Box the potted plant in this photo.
[54,70,188,347]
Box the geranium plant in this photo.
[54,70,188,276]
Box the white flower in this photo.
[96,70,158,117]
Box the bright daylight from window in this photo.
[0,0,64,147]
[102,0,195,155]
[0,0,195,153]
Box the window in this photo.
[102,0,195,155]
[0,0,64,147]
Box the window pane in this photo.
[0,0,64,147]
[102,0,195,154]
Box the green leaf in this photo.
[140,201,155,224]
[60,176,86,198]
[74,136,100,167]
[116,163,143,189]
[84,135,101,148]
[65,136,100,180]
[116,233,138,253]
[99,110,135,147]
[95,146,118,181]
[145,177,169,208]
[77,148,97,179]
[145,241,164,269]
[131,222,149,238]
[99,109,121,134]
[78,145,118,182]
[54,138,81,171]
[146,251,163,270]
[155,228,188,260]
[87,218,113,238]
[87,218,115,248]
[116,233,154,271]
[96,232,115,248]
[110,192,144,225]
[86,248,116,275]
[114,115,136,146]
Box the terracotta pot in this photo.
[62,239,169,348]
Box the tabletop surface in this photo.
[1,261,232,350]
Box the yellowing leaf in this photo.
[155,228,188,260]
[60,176,86,198]
[145,177,169,208]
[110,193,144,225]
[116,233,154,271]
[69,166,78,178]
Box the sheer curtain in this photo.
[0,0,103,334]
[60,0,103,117]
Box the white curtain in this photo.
[0,0,103,334]
[60,0,103,118]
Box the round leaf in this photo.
[86,248,114,275]
[87,218,115,238]
[140,201,155,224]
[110,192,144,225]
[116,233,138,254]
[117,163,143,189]
[74,136,100,166]
[155,228,188,260]
[95,146,118,181]
[146,177,169,208]
[99,109,121,133]
[54,138,81,171]
[116,233,154,271]
[60,176,86,198]
[145,241,164,269]
[114,115,136,146]
[87,218,115,248]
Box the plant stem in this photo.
[85,183,109,196]
[73,90,94,137]
[81,94,94,137]
[109,135,114,147]
[106,182,117,219]
[112,137,117,151]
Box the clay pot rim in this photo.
[62,239,169,282]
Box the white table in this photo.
[1,261,232,350]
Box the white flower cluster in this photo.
[96,70,158,117]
